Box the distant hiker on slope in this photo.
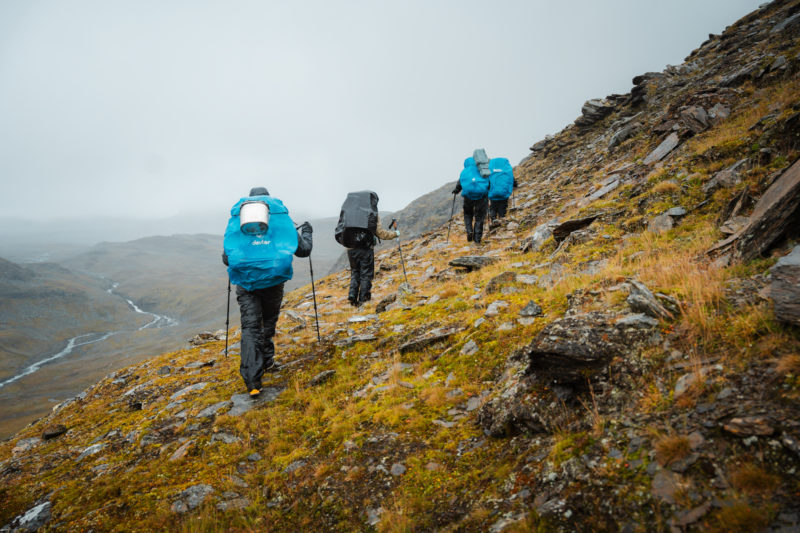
[334,191,398,307]
[222,187,313,397]
[488,157,517,226]
[452,149,490,243]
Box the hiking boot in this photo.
[466,233,473,242]
[249,388,261,398]
[264,361,281,373]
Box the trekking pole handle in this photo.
[389,218,397,230]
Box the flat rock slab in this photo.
[448,256,498,271]
[644,132,680,165]
[196,400,233,418]
[552,215,599,242]
[334,334,378,347]
[398,326,464,354]
[770,245,800,326]
[723,416,775,436]
[228,386,285,416]
[308,370,336,387]
[2,500,51,532]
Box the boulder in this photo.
[523,220,558,252]
[552,215,599,242]
[702,158,747,193]
[627,280,674,320]
[448,256,498,272]
[519,301,543,317]
[398,326,463,354]
[525,312,658,383]
[770,246,800,326]
[680,106,710,134]
[1,500,51,532]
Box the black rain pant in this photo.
[489,199,509,221]
[236,283,284,390]
[347,247,375,304]
[463,197,488,243]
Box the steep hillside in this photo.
[3,2,800,532]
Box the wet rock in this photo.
[170,382,209,401]
[1,500,51,532]
[516,274,538,285]
[184,359,215,369]
[708,103,730,126]
[627,280,674,320]
[575,98,615,127]
[485,271,516,294]
[157,366,172,376]
[334,334,378,347]
[449,256,498,271]
[647,213,674,233]
[770,55,788,72]
[608,122,640,150]
[169,440,195,462]
[519,301,542,317]
[709,159,800,262]
[485,300,509,317]
[769,245,800,326]
[399,326,463,354]
[702,158,747,193]
[643,133,680,165]
[390,463,406,476]
[680,106,710,134]
[196,400,232,418]
[375,293,396,313]
[171,484,215,514]
[525,312,659,383]
[582,177,620,205]
[283,460,306,474]
[77,443,105,462]
[366,507,384,526]
[308,370,336,387]
[211,433,240,444]
[671,502,712,528]
[461,340,479,356]
[723,416,774,436]
[523,220,558,252]
[216,498,250,511]
[41,425,67,440]
[227,386,284,416]
[552,215,599,242]
[771,12,800,34]
[666,206,687,218]
[719,61,760,87]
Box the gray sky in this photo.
[0,0,763,227]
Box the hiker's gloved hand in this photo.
[299,221,312,234]
[451,188,458,194]
[221,252,229,266]
[394,230,400,238]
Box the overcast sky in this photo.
[0,0,764,228]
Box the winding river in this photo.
[0,283,178,390]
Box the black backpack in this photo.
[335,191,379,249]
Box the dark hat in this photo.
[249,187,269,196]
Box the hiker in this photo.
[452,149,490,243]
[488,157,517,225]
[222,187,313,397]
[334,191,398,307]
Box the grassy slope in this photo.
[2,2,800,531]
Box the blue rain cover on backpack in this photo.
[459,157,489,200]
[223,195,299,291]
[488,158,514,200]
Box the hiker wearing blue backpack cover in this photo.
[487,157,517,226]
[452,149,490,243]
[222,187,313,398]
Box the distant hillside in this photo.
[388,180,464,238]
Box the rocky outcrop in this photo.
[770,245,800,326]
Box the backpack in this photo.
[335,191,379,248]
[488,158,514,200]
[459,157,490,200]
[473,148,491,178]
[223,195,298,291]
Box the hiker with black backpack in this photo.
[487,157,517,226]
[334,191,398,307]
[222,187,313,398]
[452,149,491,243]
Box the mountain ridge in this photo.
[2,1,800,531]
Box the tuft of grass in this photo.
[776,353,800,377]
[652,180,681,195]
[729,463,780,496]
[654,434,691,467]
[707,502,771,533]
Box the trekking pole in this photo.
[224,277,231,358]
[308,256,322,343]
[390,219,409,286]
[446,193,457,242]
